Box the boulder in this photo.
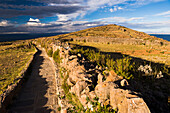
[95,81,118,104]
[70,81,88,97]
[81,86,90,95]
[110,88,128,110]
[67,78,74,86]
[110,88,150,113]
[77,53,82,57]
[105,70,123,82]
[97,73,103,84]
[88,91,96,101]
[120,79,129,87]
[68,55,77,60]
[79,94,88,107]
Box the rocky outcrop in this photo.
[52,43,150,113]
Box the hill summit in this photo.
[53,24,167,46]
[56,24,160,40]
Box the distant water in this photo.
[150,34,170,41]
[0,33,169,42]
[0,33,68,42]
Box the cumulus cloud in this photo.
[109,8,114,12]
[0,20,9,26]
[109,6,123,12]
[0,20,14,26]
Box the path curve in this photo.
[9,47,59,113]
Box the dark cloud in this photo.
[0,21,104,34]
[0,0,85,18]
[0,5,84,18]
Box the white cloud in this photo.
[155,10,170,17]
[118,7,123,10]
[0,20,9,26]
[26,18,48,26]
[109,8,114,12]
[109,6,123,12]
[57,14,70,21]
[48,3,81,6]
[0,20,14,26]
[29,18,40,23]
[114,7,117,11]
[94,16,144,23]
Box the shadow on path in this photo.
[8,48,55,113]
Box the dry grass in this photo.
[70,41,170,66]
[0,41,36,94]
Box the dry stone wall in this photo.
[51,43,151,113]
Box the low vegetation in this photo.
[70,46,169,80]
[0,41,36,94]
[47,48,53,57]
[53,49,60,65]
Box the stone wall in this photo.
[52,43,151,113]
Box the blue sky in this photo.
[0,0,170,34]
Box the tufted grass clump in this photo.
[47,48,53,57]
[53,49,60,64]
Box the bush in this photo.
[53,49,60,64]
[47,48,53,57]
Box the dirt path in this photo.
[9,47,59,113]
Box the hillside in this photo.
[36,30,170,112]
[47,24,170,66]
[52,24,166,42]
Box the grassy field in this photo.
[70,41,170,66]
[0,41,36,94]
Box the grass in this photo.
[47,48,53,57]
[0,41,36,94]
[70,47,135,79]
[53,49,60,65]
[70,41,170,66]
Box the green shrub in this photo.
[114,57,134,79]
[71,47,135,79]
[53,49,60,64]
[47,48,53,57]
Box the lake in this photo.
[0,33,169,42]
[150,34,170,41]
[0,33,68,42]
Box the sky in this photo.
[0,0,170,34]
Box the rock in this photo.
[97,73,103,84]
[67,78,74,86]
[88,91,96,101]
[68,55,77,60]
[79,94,88,107]
[81,86,90,95]
[126,97,150,113]
[110,88,150,113]
[77,53,82,57]
[68,65,86,83]
[95,81,118,104]
[110,88,128,109]
[61,109,67,113]
[105,70,123,82]
[120,79,129,87]
[70,81,88,97]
